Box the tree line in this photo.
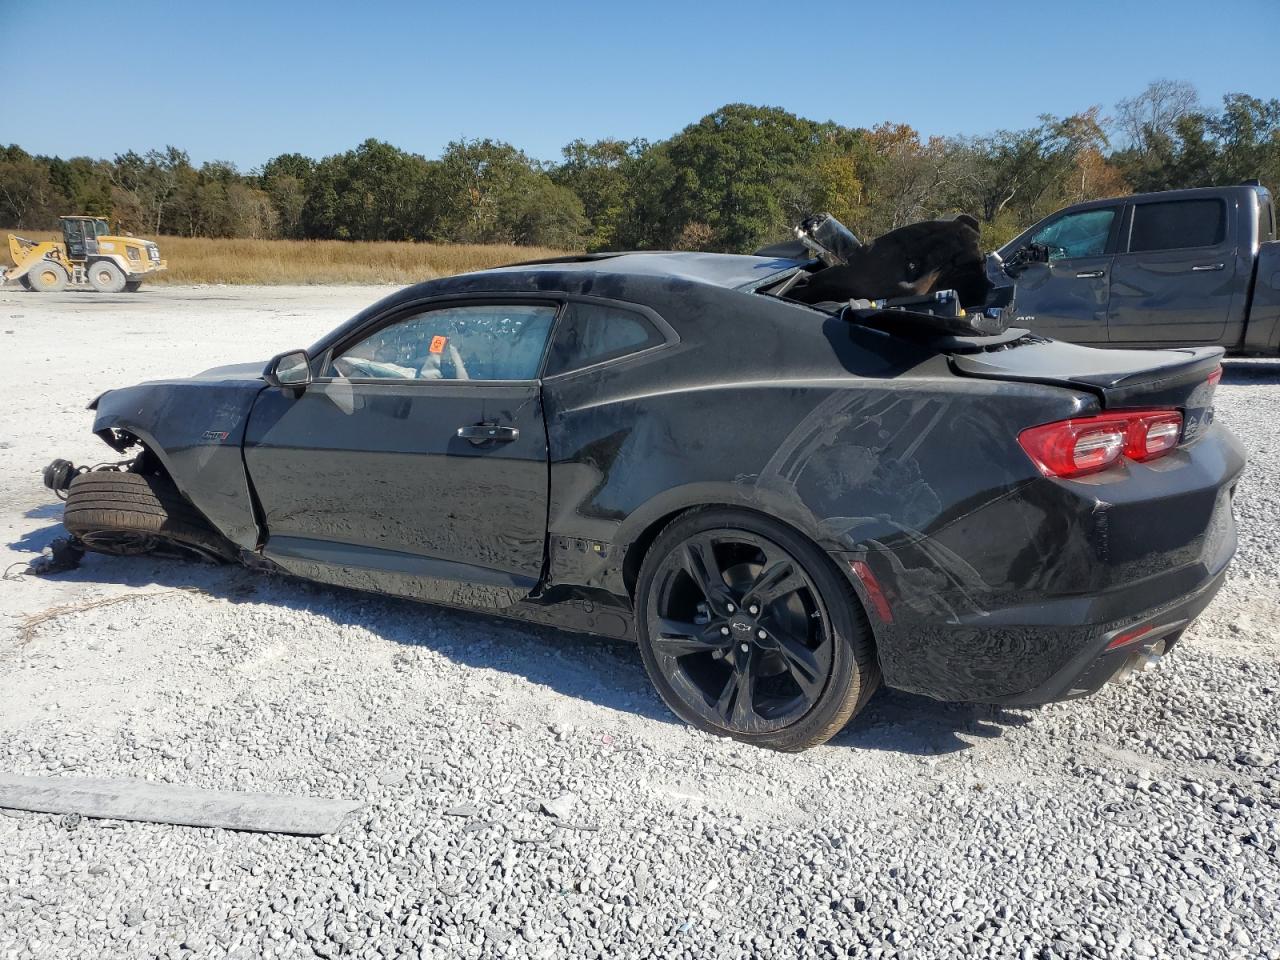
[2,81,1277,253]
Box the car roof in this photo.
[309,251,810,357]
[486,251,805,291]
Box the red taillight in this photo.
[1018,409,1184,479]
[1019,418,1127,478]
[1124,411,1182,461]
[1207,366,1222,387]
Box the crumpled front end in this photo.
[87,367,268,551]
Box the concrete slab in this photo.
[0,773,361,835]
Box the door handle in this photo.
[456,423,519,444]
[1191,263,1225,272]
[1075,270,1106,279]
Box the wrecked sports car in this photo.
[47,216,1244,751]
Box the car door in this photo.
[1107,196,1238,345]
[1008,205,1120,344]
[243,299,559,610]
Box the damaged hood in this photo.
[88,361,266,410]
[189,361,269,381]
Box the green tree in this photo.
[47,157,112,219]
[552,138,647,249]
[1208,93,1280,189]
[435,139,584,246]
[110,146,193,234]
[0,146,63,228]
[618,104,831,252]
[303,139,433,241]
[260,153,315,238]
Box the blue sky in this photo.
[3,0,1277,170]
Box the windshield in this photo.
[93,219,111,237]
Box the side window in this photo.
[1029,208,1116,260]
[544,302,665,377]
[328,303,557,381]
[1128,199,1226,253]
[1259,199,1276,244]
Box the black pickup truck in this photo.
[997,184,1280,353]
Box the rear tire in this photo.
[27,262,67,292]
[124,280,143,292]
[89,260,127,293]
[635,508,880,751]
[64,471,238,562]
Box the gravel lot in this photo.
[1,285,1278,960]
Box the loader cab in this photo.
[60,217,110,261]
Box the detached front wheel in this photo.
[64,471,238,562]
[635,509,879,751]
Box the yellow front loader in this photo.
[3,216,166,293]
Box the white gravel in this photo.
[1,285,1278,960]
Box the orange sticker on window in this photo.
[429,335,448,354]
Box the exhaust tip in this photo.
[1138,639,1167,673]
[1112,639,1168,685]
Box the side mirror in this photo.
[264,350,312,391]
[1001,243,1051,276]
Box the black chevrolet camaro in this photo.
[51,246,1245,751]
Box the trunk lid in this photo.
[948,336,1223,441]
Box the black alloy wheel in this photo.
[636,508,879,751]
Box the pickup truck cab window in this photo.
[328,303,558,381]
[1128,199,1226,253]
[1029,208,1116,261]
[1259,199,1276,244]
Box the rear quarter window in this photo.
[1128,199,1227,253]
[1259,199,1276,243]
[545,302,665,376]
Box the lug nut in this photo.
[748,604,759,615]
[757,629,768,640]
[720,626,730,636]
[740,643,749,652]
[726,603,736,613]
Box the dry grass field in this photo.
[3,233,574,285]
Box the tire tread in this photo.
[64,471,236,561]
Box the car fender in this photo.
[90,371,267,550]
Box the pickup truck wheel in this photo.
[28,262,67,292]
[89,260,127,293]
[64,471,238,563]
[635,508,880,752]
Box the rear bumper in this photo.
[984,560,1227,706]
[844,423,1245,704]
